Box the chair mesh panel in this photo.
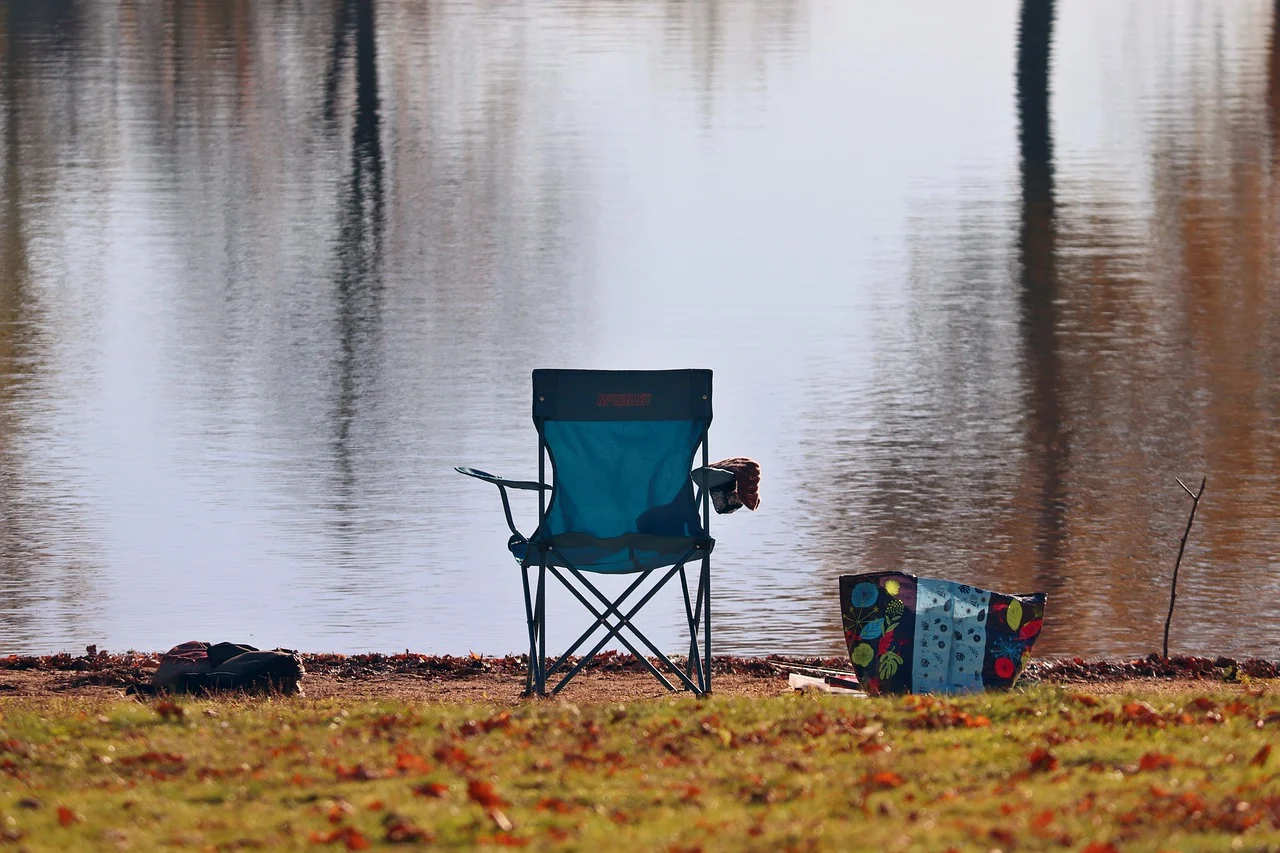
[544,420,704,541]
[510,418,706,573]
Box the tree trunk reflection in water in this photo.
[1272,0,1279,309]
[325,0,386,563]
[0,2,76,641]
[1015,0,1067,591]
[1,8,32,626]
[1271,1,1280,163]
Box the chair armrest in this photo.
[455,466,549,541]
[455,467,549,491]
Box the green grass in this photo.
[2,684,1279,851]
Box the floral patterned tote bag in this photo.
[839,572,1046,695]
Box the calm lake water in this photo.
[2,1,1278,661]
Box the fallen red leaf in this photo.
[467,779,508,810]
[989,827,1016,846]
[536,797,574,814]
[866,771,904,789]
[1249,744,1271,767]
[335,764,381,782]
[475,833,529,847]
[1028,747,1059,773]
[468,779,513,831]
[1138,752,1177,771]
[1121,702,1162,726]
[328,800,355,823]
[154,701,184,720]
[394,752,432,774]
[1177,792,1206,812]
[481,711,512,732]
[118,751,186,766]
[432,744,473,768]
[412,782,448,798]
[308,826,370,850]
[1080,843,1120,853]
[383,815,433,844]
[56,805,79,827]
[1030,810,1054,832]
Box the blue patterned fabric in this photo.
[911,579,990,694]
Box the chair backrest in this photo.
[532,369,712,548]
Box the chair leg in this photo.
[701,555,712,694]
[536,563,547,695]
[520,564,539,696]
[679,566,705,693]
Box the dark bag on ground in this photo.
[138,641,305,696]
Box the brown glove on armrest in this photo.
[708,457,761,512]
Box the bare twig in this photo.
[1163,476,1206,660]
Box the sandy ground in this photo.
[0,666,1263,705]
[0,668,793,704]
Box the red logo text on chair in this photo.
[596,392,653,408]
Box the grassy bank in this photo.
[1,683,1278,851]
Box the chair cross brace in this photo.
[521,545,710,696]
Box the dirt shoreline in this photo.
[2,650,1276,703]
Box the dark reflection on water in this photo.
[1,0,105,648]
[1015,0,1070,635]
[325,0,385,582]
[1,1,1278,660]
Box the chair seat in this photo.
[511,533,714,574]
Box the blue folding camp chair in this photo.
[457,369,717,696]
